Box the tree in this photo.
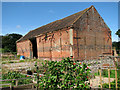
[2,33,22,53]
[116,29,120,38]
[112,41,120,50]
[112,29,120,54]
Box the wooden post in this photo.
[108,68,111,88]
[32,84,34,89]
[10,84,12,90]
[16,80,18,86]
[99,69,102,89]
[115,67,118,89]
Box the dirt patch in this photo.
[90,76,115,88]
[2,61,35,74]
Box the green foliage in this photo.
[102,80,120,89]
[19,60,25,62]
[112,42,120,51]
[36,57,91,89]
[2,60,17,64]
[45,33,48,41]
[116,29,120,37]
[2,55,21,61]
[117,64,120,80]
[98,64,120,89]
[8,61,14,63]
[94,71,99,76]
[2,71,32,86]
[17,55,21,58]
[2,33,22,53]
[94,69,119,78]
[2,61,7,64]
[34,61,40,89]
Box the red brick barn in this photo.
[16,5,112,61]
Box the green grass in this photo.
[2,58,45,65]
[94,69,120,78]
[2,71,33,87]
[19,60,25,62]
[2,55,20,61]
[8,61,17,63]
[19,59,44,62]
[0,81,12,88]
[2,61,7,64]
[94,71,99,76]
[8,61,14,63]
[2,61,18,64]
[118,54,120,56]
[99,80,120,89]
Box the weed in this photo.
[19,60,25,62]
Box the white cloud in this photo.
[16,25,21,28]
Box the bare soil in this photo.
[90,76,115,88]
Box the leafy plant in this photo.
[2,61,7,64]
[34,61,40,89]
[17,55,21,58]
[37,57,91,89]
[2,71,32,86]
[98,61,120,89]
[8,61,14,63]
[94,69,119,78]
[101,80,120,89]
[19,60,25,62]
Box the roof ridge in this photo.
[17,5,95,42]
[71,5,93,25]
[30,5,94,32]
[16,31,32,42]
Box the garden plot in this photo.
[90,76,115,88]
[2,59,44,73]
[1,57,119,89]
[2,61,36,73]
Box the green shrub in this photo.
[2,71,32,86]
[35,57,91,89]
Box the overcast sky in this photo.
[2,2,119,42]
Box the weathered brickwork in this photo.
[36,28,71,61]
[73,6,112,60]
[16,6,112,61]
[17,40,32,58]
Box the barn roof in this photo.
[17,5,93,42]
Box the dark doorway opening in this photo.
[30,38,38,59]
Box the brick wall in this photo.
[36,28,71,61]
[73,6,112,60]
[17,40,32,58]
